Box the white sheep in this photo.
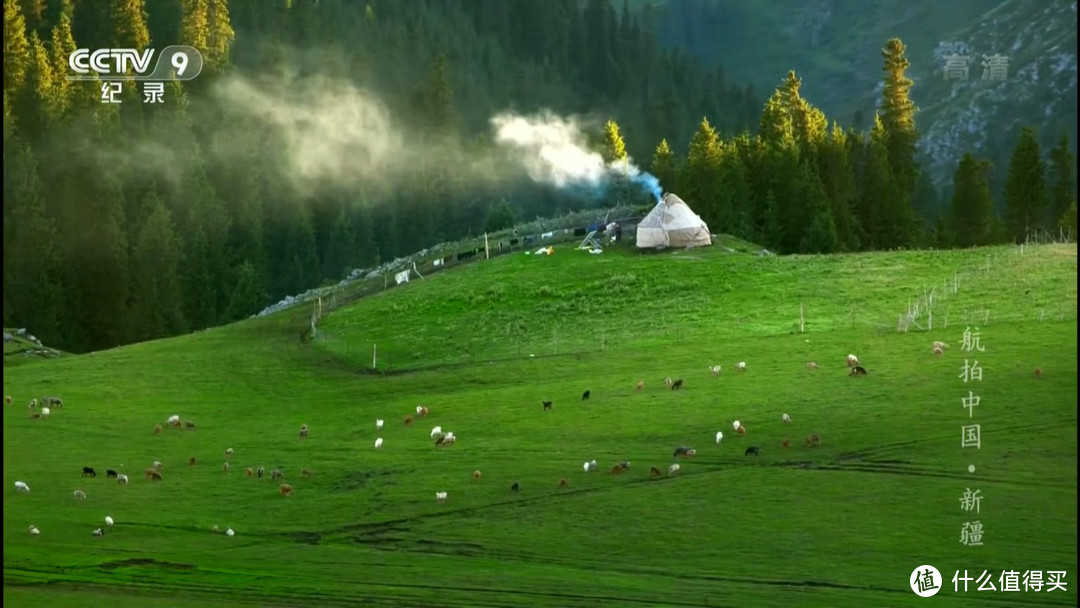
[105,516,114,526]
[167,414,180,424]
[668,463,681,476]
[732,420,741,432]
[29,525,40,535]
[14,481,30,493]
[435,491,447,504]
[225,527,235,536]
[153,461,163,471]
[735,361,747,371]
[933,341,949,350]
[73,489,86,501]
[93,528,104,536]
[846,354,859,367]
[225,448,233,457]
[710,365,722,376]
[376,419,384,431]
[782,413,792,424]
[664,377,673,387]
[583,459,598,472]
[41,407,51,418]
[374,437,384,450]
[715,431,724,445]
[117,474,129,485]
[415,405,424,415]
[430,426,443,439]
[28,398,38,409]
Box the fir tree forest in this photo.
[3,0,1077,355]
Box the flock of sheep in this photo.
[13,343,990,536]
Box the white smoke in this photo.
[490,111,663,200]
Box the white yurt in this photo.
[635,193,712,249]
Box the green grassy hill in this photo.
[4,243,1077,608]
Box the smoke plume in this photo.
[490,111,663,200]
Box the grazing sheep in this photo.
[436,491,447,504]
[43,396,63,408]
[735,361,747,371]
[650,466,661,477]
[28,398,38,409]
[117,474,128,485]
[806,361,819,371]
[745,446,760,457]
[673,446,692,458]
[169,419,182,429]
[257,466,265,478]
[279,483,293,497]
[581,390,591,401]
[225,448,233,458]
[212,525,220,534]
[167,414,180,425]
[715,431,724,445]
[430,426,443,439]
[416,406,430,417]
[245,467,254,477]
[145,469,162,481]
[782,413,792,424]
[732,420,741,431]
[154,424,162,434]
[153,461,163,471]
[782,439,790,449]
[375,437,384,449]
[583,460,598,472]
[618,461,631,471]
[472,470,482,481]
[510,482,519,493]
[4,395,10,405]
[302,469,313,478]
[184,420,196,430]
[559,479,569,488]
[685,449,697,459]
[106,469,118,478]
[271,469,284,480]
[299,424,309,440]
[225,528,235,537]
[710,365,722,376]
[737,425,747,436]
[189,456,197,466]
[28,525,40,535]
[664,377,673,387]
[404,415,413,425]
[105,516,114,526]
[73,490,86,501]
[671,379,684,390]
[636,380,644,391]
[376,419,384,430]
[29,412,40,419]
[668,464,680,477]
[82,467,96,478]
[850,365,868,376]
[846,354,859,367]
[93,528,104,536]
[542,400,552,411]
[933,341,949,350]
[610,464,622,474]
[933,346,944,357]
[1034,367,1043,378]
[805,433,821,447]
[440,434,457,447]
[41,407,51,418]
[223,462,230,473]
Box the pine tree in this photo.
[760,189,783,250]
[426,55,458,138]
[49,11,79,118]
[601,119,628,164]
[1058,201,1077,240]
[205,0,235,72]
[817,122,857,251]
[681,117,723,228]
[180,0,209,52]
[1047,134,1076,226]
[650,138,676,193]
[948,154,995,248]
[323,208,357,281]
[800,161,838,253]
[129,194,187,341]
[879,38,918,199]
[3,0,30,116]
[112,0,151,50]
[1003,126,1047,241]
[222,261,268,322]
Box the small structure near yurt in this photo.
[634,193,712,249]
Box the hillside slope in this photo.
[644,0,1078,188]
[4,244,1077,608]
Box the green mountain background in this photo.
[637,0,1078,193]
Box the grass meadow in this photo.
[3,241,1077,608]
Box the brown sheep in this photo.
[189,456,197,466]
[169,419,182,429]
[782,439,790,449]
[737,425,747,436]
[29,412,41,419]
[649,466,661,477]
[636,380,644,391]
[245,467,254,477]
[4,395,11,405]
[153,424,162,434]
[472,470,482,481]
[610,464,622,475]
[417,406,429,417]
[806,361,818,371]
[302,469,313,478]
[404,414,413,425]
[145,469,162,481]
[558,479,569,488]
[279,483,293,497]
[1034,367,1043,378]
